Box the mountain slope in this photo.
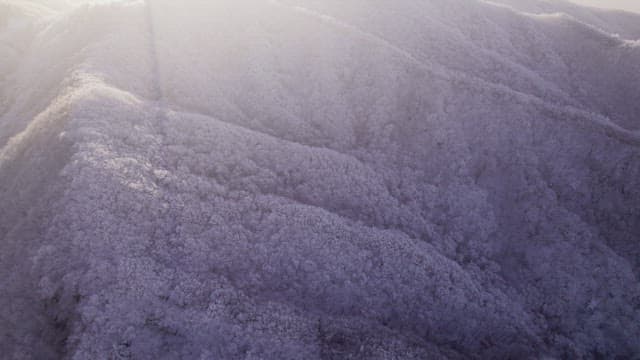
[1,0,639,358]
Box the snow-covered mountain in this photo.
[1,0,639,358]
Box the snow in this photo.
[569,0,640,14]
[1,0,639,358]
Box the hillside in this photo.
[1,0,639,358]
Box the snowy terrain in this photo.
[1,0,639,358]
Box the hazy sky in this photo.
[569,0,640,13]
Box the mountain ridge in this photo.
[1,0,639,358]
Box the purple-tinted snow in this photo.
[1,0,639,358]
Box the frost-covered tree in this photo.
[1,0,639,358]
